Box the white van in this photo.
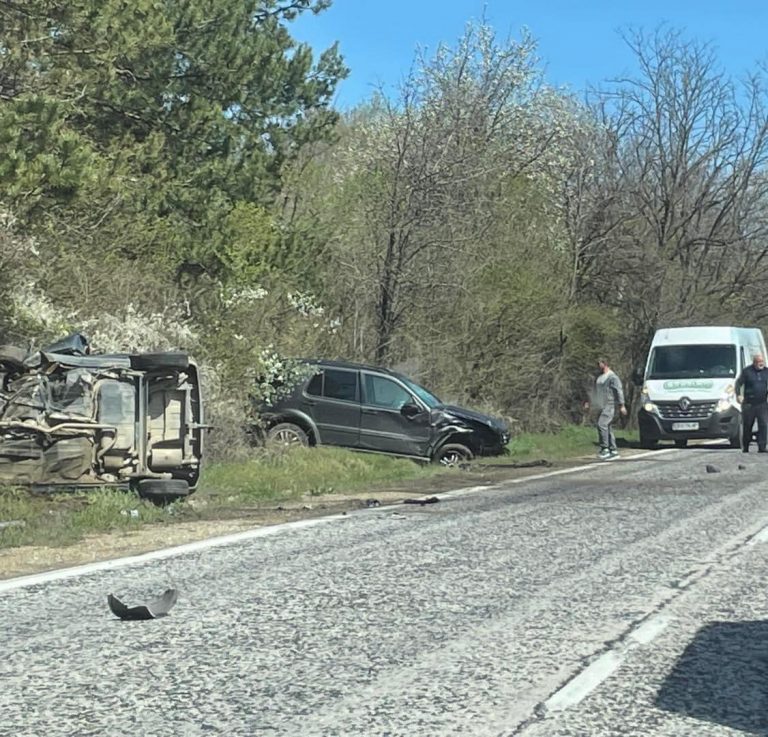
[634,326,767,449]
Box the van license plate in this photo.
[672,422,699,431]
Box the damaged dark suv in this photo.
[257,360,510,464]
[0,333,204,501]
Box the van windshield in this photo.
[648,344,737,379]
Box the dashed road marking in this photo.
[628,613,672,645]
[747,522,768,545]
[544,651,623,712]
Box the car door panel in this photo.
[305,368,361,448]
[359,373,431,456]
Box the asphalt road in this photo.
[3,446,768,737]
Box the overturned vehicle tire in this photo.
[0,344,27,373]
[130,352,190,371]
[134,478,191,504]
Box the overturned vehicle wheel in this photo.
[0,344,27,374]
[130,352,190,371]
[135,478,191,505]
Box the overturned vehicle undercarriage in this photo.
[0,334,204,501]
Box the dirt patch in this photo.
[0,456,607,580]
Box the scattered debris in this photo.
[120,509,140,519]
[365,499,381,508]
[0,519,25,531]
[705,464,720,474]
[738,464,747,470]
[508,459,552,469]
[107,588,178,621]
[482,459,552,469]
[403,496,440,506]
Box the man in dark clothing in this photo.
[736,353,768,453]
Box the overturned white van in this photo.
[635,326,767,449]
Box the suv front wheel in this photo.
[433,443,473,466]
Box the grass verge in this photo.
[0,447,438,550]
[499,424,639,463]
[0,425,638,551]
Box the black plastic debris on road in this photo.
[365,499,381,508]
[482,459,552,469]
[108,588,178,620]
[705,464,721,474]
[403,496,440,506]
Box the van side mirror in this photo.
[401,402,422,419]
[631,367,644,386]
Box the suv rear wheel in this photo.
[267,422,309,448]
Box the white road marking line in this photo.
[747,522,768,545]
[0,514,348,594]
[628,614,672,645]
[0,445,712,594]
[544,651,623,712]
[439,448,679,501]
[544,613,673,714]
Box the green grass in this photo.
[200,446,438,502]
[0,487,169,549]
[0,425,638,552]
[0,448,437,550]
[496,424,639,463]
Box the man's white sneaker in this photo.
[598,449,612,460]
[608,450,620,460]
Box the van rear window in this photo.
[648,344,736,379]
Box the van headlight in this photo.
[641,391,658,414]
[717,384,736,413]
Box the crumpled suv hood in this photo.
[433,404,509,435]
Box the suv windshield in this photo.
[648,344,737,379]
[400,377,441,408]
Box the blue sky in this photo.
[291,0,768,109]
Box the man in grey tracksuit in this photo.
[588,358,628,460]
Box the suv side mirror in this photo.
[401,402,422,419]
[631,366,645,386]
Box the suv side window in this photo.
[305,372,323,396]
[323,369,359,402]
[364,374,412,409]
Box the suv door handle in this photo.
[362,408,378,414]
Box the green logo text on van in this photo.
[662,379,715,391]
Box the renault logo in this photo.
[679,397,691,411]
